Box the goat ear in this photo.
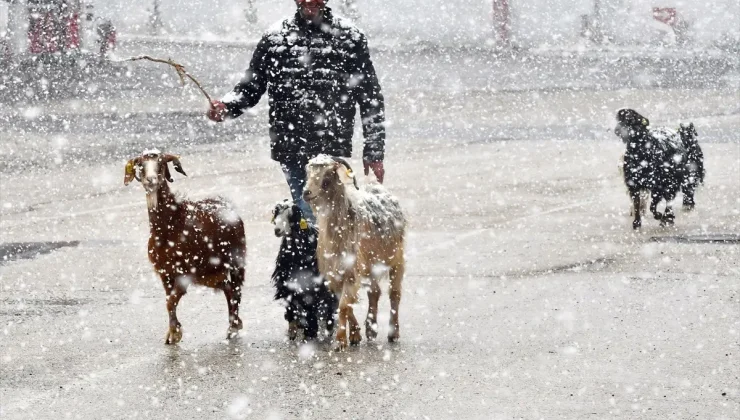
[124,160,136,186]
[336,164,359,190]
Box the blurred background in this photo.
[2,0,739,59]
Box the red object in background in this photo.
[66,13,80,49]
[27,2,81,54]
[653,7,678,27]
[98,20,117,56]
[492,0,511,46]
[29,13,57,54]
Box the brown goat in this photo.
[303,155,406,351]
[124,150,247,344]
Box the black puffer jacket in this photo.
[223,8,385,165]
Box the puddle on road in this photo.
[650,234,740,244]
[0,297,93,318]
[0,241,81,265]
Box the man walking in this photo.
[207,0,386,221]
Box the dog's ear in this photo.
[290,203,303,224]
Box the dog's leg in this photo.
[304,296,319,340]
[631,191,642,229]
[650,192,663,220]
[285,304,298,340]
[682,178,696,210]
[325,291,338,335]
[662,200,675,226]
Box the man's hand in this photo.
[207,101,228,122]
[363,160,385,184]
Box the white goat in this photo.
[302,155,406,350]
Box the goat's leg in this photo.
[365,279,381,341]
[335,293,350,351]
[335,282,361,351]
[346,282,362,346]
[163,279,186,345]
[388,263,404,343]
[631,191,642,230]
[223,270,244,339]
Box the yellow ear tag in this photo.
[642,119,648,126]
[346,169,353,177]
[125,161,134,176]
[270,215,275,223]
[300,219,308,230]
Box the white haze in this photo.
[96,0,739,46]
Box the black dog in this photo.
[271,200,337,341]
[615,109,688,229]
[677,122,705,210]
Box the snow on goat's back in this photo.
[356,185,406,234]
[308,154,337,166]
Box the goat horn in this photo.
[330,157,359,190]
[163,154,187,177]
[124,156,142,186]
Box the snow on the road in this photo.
[1,13,739,417]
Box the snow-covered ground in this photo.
[1,44,739,418]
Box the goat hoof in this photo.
[333,339,348,352]
[349,325,362,346]
[632,220,641,230]
[334,330,349,351]
[365,322,378,341]
[226,327,242,340]
[231,317,243,330]
[388,325,400,343]
[226,318,243,339]
[165,326,182,345]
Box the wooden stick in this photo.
[120,55,214,106]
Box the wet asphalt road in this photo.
[1,44,739,419]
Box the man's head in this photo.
[296,0,326,21]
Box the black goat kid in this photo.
[615,109,688,229]
[271,200,337,341]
